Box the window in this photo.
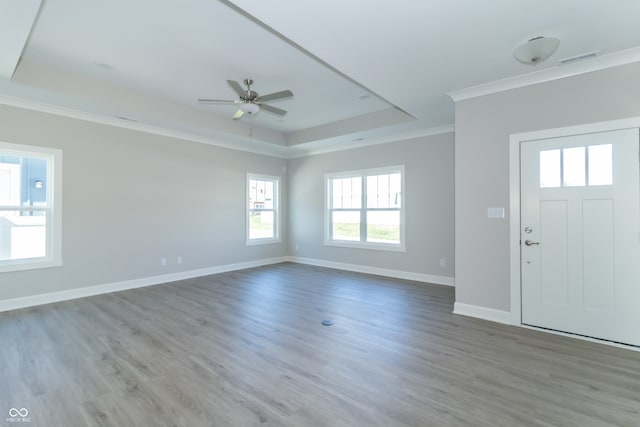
[247,174,280,245]
[326,166,405,251]
[0,142,62,272]
[540,143,613,188]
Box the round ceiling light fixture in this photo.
[239,103,260,115]
[513,36,560,65]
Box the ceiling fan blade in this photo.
[227,80,246,97]
[198,99,241,104]
[259,103,287,116]
[256,90,293,103]
[232,109,245,120]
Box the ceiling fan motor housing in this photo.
[241,90,259,102]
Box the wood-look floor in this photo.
[1,263,639,426]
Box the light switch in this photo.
[487,207,505,219]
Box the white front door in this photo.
[520,128,640,346]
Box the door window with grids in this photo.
[539,143,613,188]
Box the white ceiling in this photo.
[2,0,640,157]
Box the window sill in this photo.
[0,258,63,273]
[324,240,406,253]
[246,238,282,246]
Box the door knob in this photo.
[524,240,540,246]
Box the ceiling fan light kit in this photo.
[239,103,260,114]
[513,36,560,65]
[198,78,293,120]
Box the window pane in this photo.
[390,173,401,207]
[588,144,613,186]
[367,211,400,244]
[331,178,342,209]
[343,178,353,208]
[249,179,258,208]
[367,174,388,208]
[367,173,401,208]
[367,175,379,208]
[249,211,274,239]
[0,210,47,260]
[332,177,361,209]
[539,149,560,188]
[563,147,586,187]
[331,210,360,241]
[263,181,274,209]
[0,156,47,207]
[249,179,273,210]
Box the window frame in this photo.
[246,173,281,246]
[0,142,63,273]
[325,165,405,252]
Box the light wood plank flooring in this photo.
[1,262,639,426]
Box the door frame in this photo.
[509,116,640,327]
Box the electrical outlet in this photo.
[177,256,182,264]
[439,258,446,268]
[161,257,167,267]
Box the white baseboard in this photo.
[0,256,454,313]
[453,302,511,325]
[286,256,455,287]
[0,256,288,313]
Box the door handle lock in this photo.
[524,240,540,246]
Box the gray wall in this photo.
[455,62,640,311]
[0,105,287,300]
[287,133,455,279]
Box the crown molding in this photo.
[285,124,455,159]
[0,90,453,160]
[0,91,290,158]
[447,46,640,102]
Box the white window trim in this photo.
[0,142,63,273]
[246,173,281,246]
[325,165,406,252]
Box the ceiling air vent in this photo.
[116,116,138,122]
[559,50,599,65]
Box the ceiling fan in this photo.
[198,79,293,120]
